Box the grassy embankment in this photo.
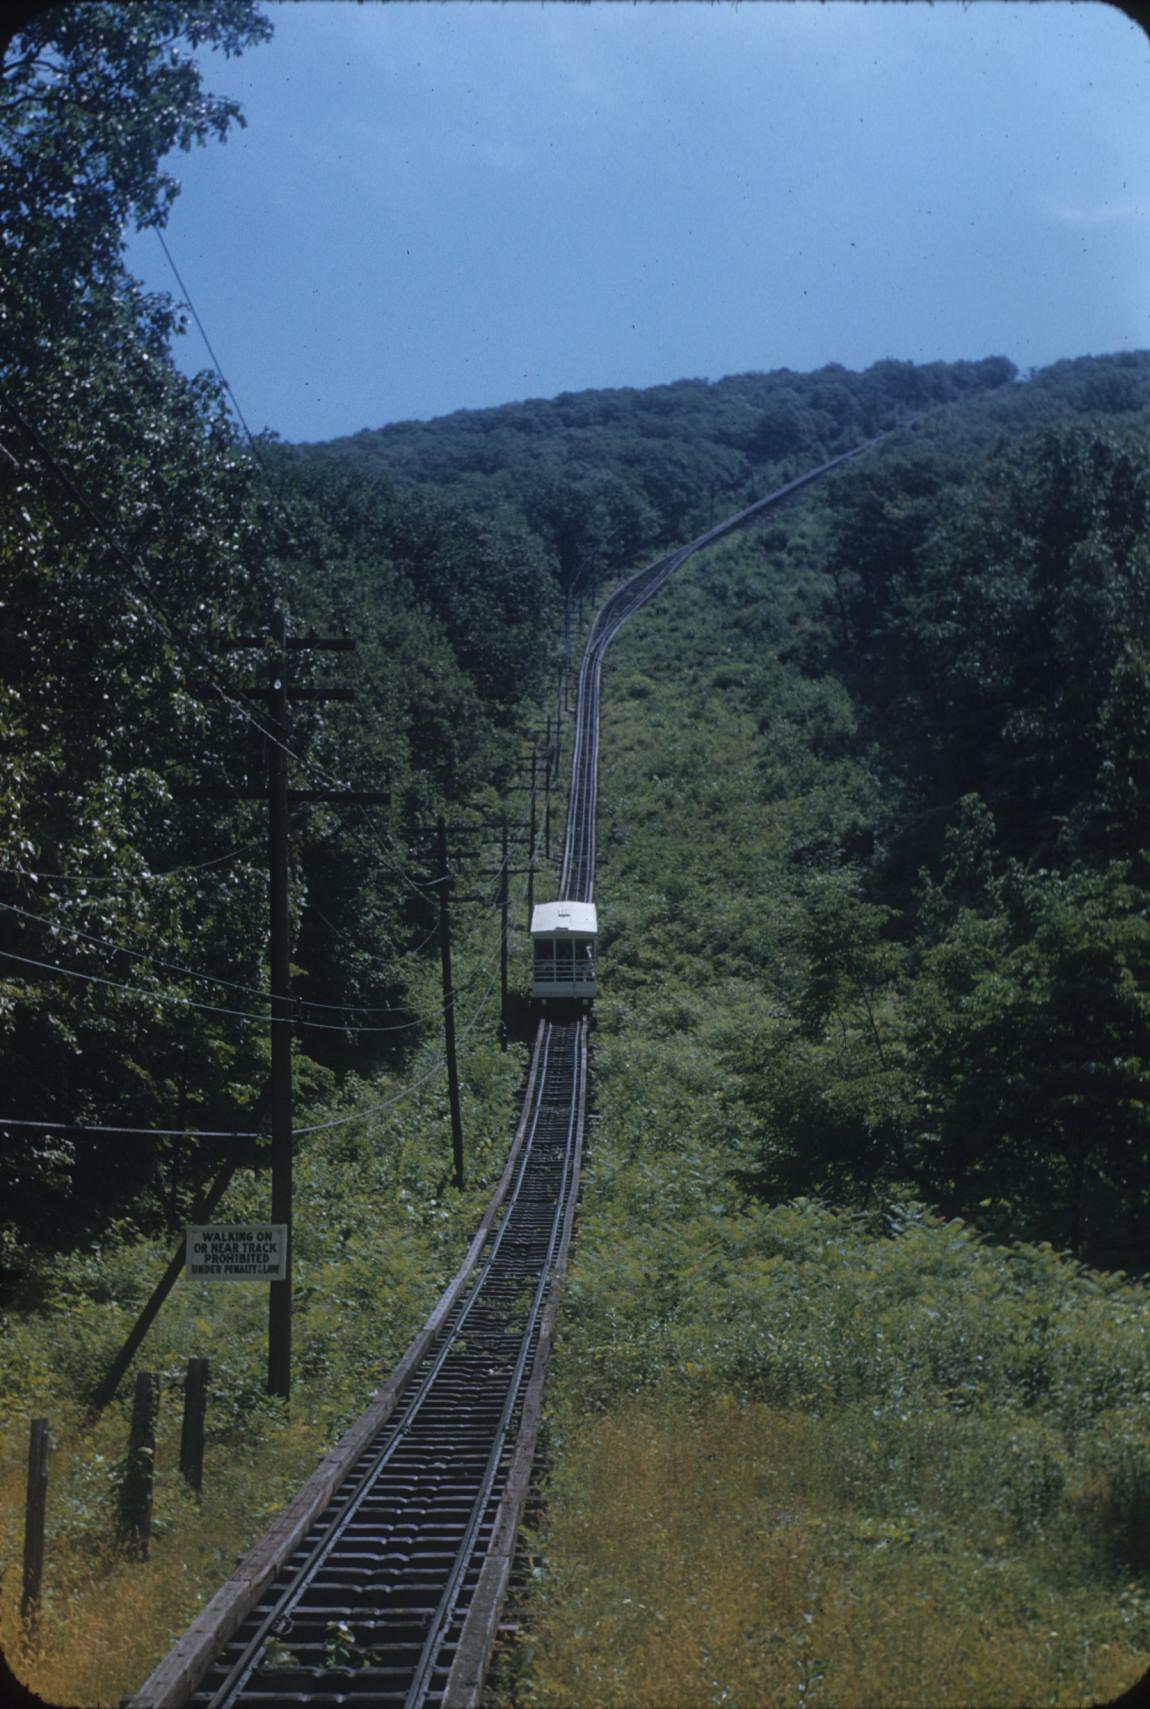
[0,855,535,1707]
[500,504,1150,1706]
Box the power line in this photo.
[295,953,501,1137]
[148,231,447,907]
[8,235,554,911]
[0,944,432,1033]
[155,229,262,452]
[153,229,544,910]
[0,843,510,1148]
[0,1117,259,1140]
[0,880,508,1033]
[4,379,538,920]
[0,898,278,1003]
[0,932,506,1146]
[0,943,273,1022]
[3,395,456,938]
[0,842,259,886]
[0,933,506,1149]
[0,896,437,1021]
[150,228,422,891]
[2,364,540,1054]
[0,806,487,1020]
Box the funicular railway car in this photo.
[530,900,597,1002]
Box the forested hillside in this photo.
[304,338,1150,1273]
[291,354,1016,600]
[268,345,1150,1275]
[6,5,1150,1700]
[9,2,1145,1283]
[0,0,1033,1279]
[747,403,1150,1267]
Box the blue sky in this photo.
[124,1,1150,444]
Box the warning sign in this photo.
[186,1224,287,1281]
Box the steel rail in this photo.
[402,1021,585,1709]
[175,1020,584,1709]
[125,1019,551,1709]
[194,1029,570,1708]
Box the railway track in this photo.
[130,439,881,1709]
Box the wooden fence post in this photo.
[21,1418,49,1635]
[120,1371,158,1559]
[179,1357,208,1501]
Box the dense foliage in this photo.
[0,7,1024,1274]
[0,991,528,1705]
[300,355,1018,595]
[725,362,1150,1268]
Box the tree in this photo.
[733,876,914,1207]
[829,429,1150,870]
[2,1,271,334]
[0,3,276,1256]
[905,864,1150,1264]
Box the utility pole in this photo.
[550,706,562,810]
[527,743,537,929]
[267,613,293,1403]
[436,816,465,1190]
[544,716,552,862]
[94,621,377,1406]
[413,817,515,1052]
[221,618,365,1403]
[500,816,509,1050]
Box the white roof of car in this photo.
[530,901,598,937]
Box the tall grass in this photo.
[512,1400,1147,1708]
[0,1412,322,1706]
